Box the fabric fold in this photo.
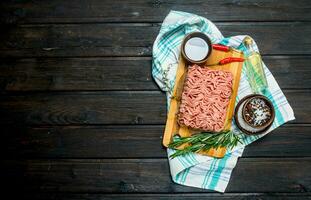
[152,10,295,192]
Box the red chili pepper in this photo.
[219,57,244,65]
[212,44,230,52]
[212,44,242,53]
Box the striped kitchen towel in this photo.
[152,10,295,193]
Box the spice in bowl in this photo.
[181,32,212,64]
[234,94,275,135]
[184,37,209,62]
[243,97,272,128]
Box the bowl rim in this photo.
[234,94,275,135]
[181,32,212,64]
[242,95,275,129]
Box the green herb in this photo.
[168,131,242,158]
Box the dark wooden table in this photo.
[0,1,310,199]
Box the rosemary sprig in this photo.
[168,131,242,158]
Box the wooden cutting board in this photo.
[162,49,244,158]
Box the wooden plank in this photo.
[1,0,311,24]
[1,158,310,193]
[1,125,310,158]
[163,49,244,158]
[17,193,311,200]
[0,22,310,57]
[0,90,307,125]
[0,57,158,91]
[0,56,310,91]
[0,91,167,125]
[263,56,311,89]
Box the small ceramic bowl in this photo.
[234,94,275,135]
[181,32,212,64]
[242,95,275,130]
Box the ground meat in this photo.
[178,64,233,132]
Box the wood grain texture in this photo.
[1,22,310,57]
[0,91,167,125]
[0,90,307,125]
[1,56,310,91]
[1,158,310,193]
[1,0,310,198]
[163,49,244,158]
[1,125,310,158]
[15,193,311,200]
[1,0,311,24]
[0,57,158,91]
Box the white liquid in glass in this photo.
[184,37,209,61]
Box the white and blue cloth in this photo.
[152,11,295,192]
